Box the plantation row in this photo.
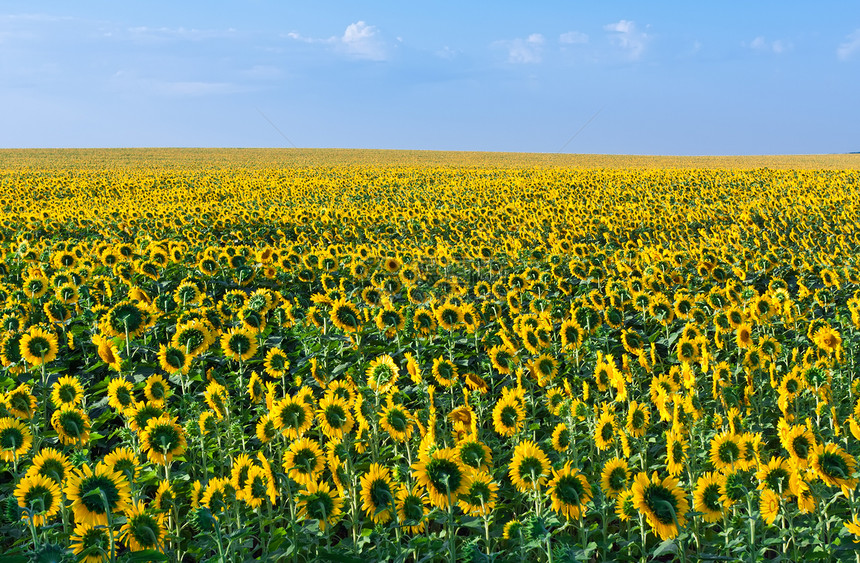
[1,164,860,562]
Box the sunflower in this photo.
[626,401,650,438]
[456,436,493,472]
[812,326,843,355]
[551,423,571,453]
[396,484,429,534]
[759,489,780,526]
[665,430,688,477]
[547,462,592,520]
[126,401,165,433]
[488,344,517,375]
[5,384,37,419]
[431,357,458,387]
[329,297,363,333]
[435,302,463,331]
[51,406,91,447]
[104,301,151,339]
[202,477,237,515]
[94,334,123,371]
[14,473,62,526]
[296,479,343,531]
[103,447,139,483]
[457,470,498,517]
[259,349,290,381]
[50,375,85,408]
[594,411,616,451]
[140,414,186,465]
[379,403,413,442]
[719,469,752,507]
[171,320,212,357]
[144,374,172,405]
[845,515,860,538]
[71,522,112,563]
[221,327,258,362]
[157,344,192,375]
[601,457,630,499]
[66,463,132,526]
[755,456,792,498]
[509,440,551,493]
[632,471,689,540]
[412,308,437,336]
[492,393,525,437]
[366,354,399,393]
[271,396,314,440]
[810,442,858,493]
[780,424,816,469]
[0,416,33,462]
[693,472,725,523]
[735,323,754,349]
[284,437,326,486]
[19,327,59,366]
[27,447,72,483]
[709,432,744,471]
[412,447,468,508]
[616,488,637,522]
[315,395,354,440]
[360,463,396,523]
[119,501,166,552]
[243,465,277,508]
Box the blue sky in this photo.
[1,1,859,154]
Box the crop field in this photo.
[1,149,860,562]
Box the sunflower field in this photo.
[2,151,860,562]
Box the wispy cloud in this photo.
[744,36,791,54]
[125,26,237,42]
[286,21,388,61]
[837,29,860,61]
[604,20,649,60]
[111,71,247,97]
[559,31,588,45]
[494,33,545,64]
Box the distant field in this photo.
[1,147,859,169]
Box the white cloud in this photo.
[286,21,388,61]
[339,21,386,60]
[494,33,545,64]
[837,29,860,60]
[604,20,648,60]
[559,31,588,45]
[745,36,791,54]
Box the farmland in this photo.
[1,149,860,561]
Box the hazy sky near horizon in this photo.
[1,1,859,155]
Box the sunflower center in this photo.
[500,405,519,428]
[79,476,121,514]
[644,484,678,525]
[385,409,407,432]
[718,440,741,464]
[401,496,424,523]
[609,467,627,491]
[149,424,180,452]
[304,491,335,520]
[369,480,392,508]
[517,457,545,483]
[426,458,463,493]
[59,412,85,438]
[325,406,347,429]
[294,449,319,473]
[551,475,584,511]
[818,452,850,480]
[460,443,486,468]
[0,428,24,450]
[701,483,721,511]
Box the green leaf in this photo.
[652,539,678,557]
